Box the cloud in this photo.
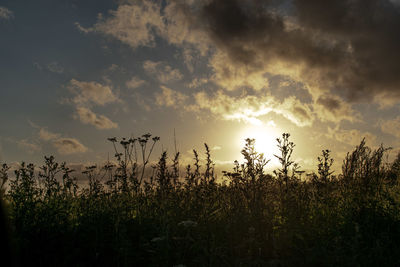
[74,107,118,129]
[17,139,41,154]
[278,96,315,127]
[198,0,400,104]
[155,86,187,107]
[182,47,196,73]
[27,124,88,156]
[0,7,13,20]
[314,94,359,123]
[36,126,88,155]
[52,138,88,155]
[161,1,211,52]
[74,22,91,34]
[39,128,60,141]
[80,0,400,125]
[81,2,164,49]
[143,61,183,84]
[193,90,314,127]
[47,62,64,74]
[186,77,209,88]
[126,76,146,89]
[85,0,400,103]
[108,64,119,72]
[379,116,400,138]
[208,50,270,91]
[66,79,120,130]
[33,61,64,74]
[327,126,377,147]
[68,79,119,106]
[81,1,210,52]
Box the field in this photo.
[1,133,400,266]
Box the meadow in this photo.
[1,133,400,266]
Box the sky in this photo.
[1,0,400,174]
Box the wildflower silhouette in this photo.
[1,133,400,266]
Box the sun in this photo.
[237,124,281,166]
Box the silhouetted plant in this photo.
[193,149,200,185]
[2,133,400,266]
[274,133,296,192]
[204,144,213,184]
[342,139,391,196]
[39,156,61,198]
[318,149,334,183]
[0,163,10,195]
[388,151,400,185]
[107,134,160,193]
[172,152,180,187]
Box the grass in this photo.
[1,133,400,266]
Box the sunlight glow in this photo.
[237,123,281,167]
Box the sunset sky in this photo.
[2,0,400,173]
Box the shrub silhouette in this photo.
[1,133,400,266]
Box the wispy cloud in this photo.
[47,62,64,74]
[379,116,400,139]
[143,61,183,84]
[314,95,359,123]
[36,126,88,155]
[126,76,146,89]
[17,139,41,154]
[152,86,316,127]
[193,90,315,127]
[0,7,13,20]
[76,2,164,49]
[53,138,88,155]
[68,79,119,106]
[155,86,187,107]
[8,124,87,157]
[327,126,377,147]
[39,128,60,141]
[186,77,209,88]
[74,22,91,34]
[74,107,118,129]
[33,61,64,74]
[208,50,270,91]
[67,79,119,129]
[77,1,209,51]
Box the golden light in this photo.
[236,122,281,167]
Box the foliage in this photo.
[1,133,400,266]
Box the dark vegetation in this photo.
[1,133,400,266]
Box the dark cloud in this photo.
[196,0,400,103]
[53,138,88,155]
[316,96,341,112]
[200,0,286,65]
[292,106,311,121]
